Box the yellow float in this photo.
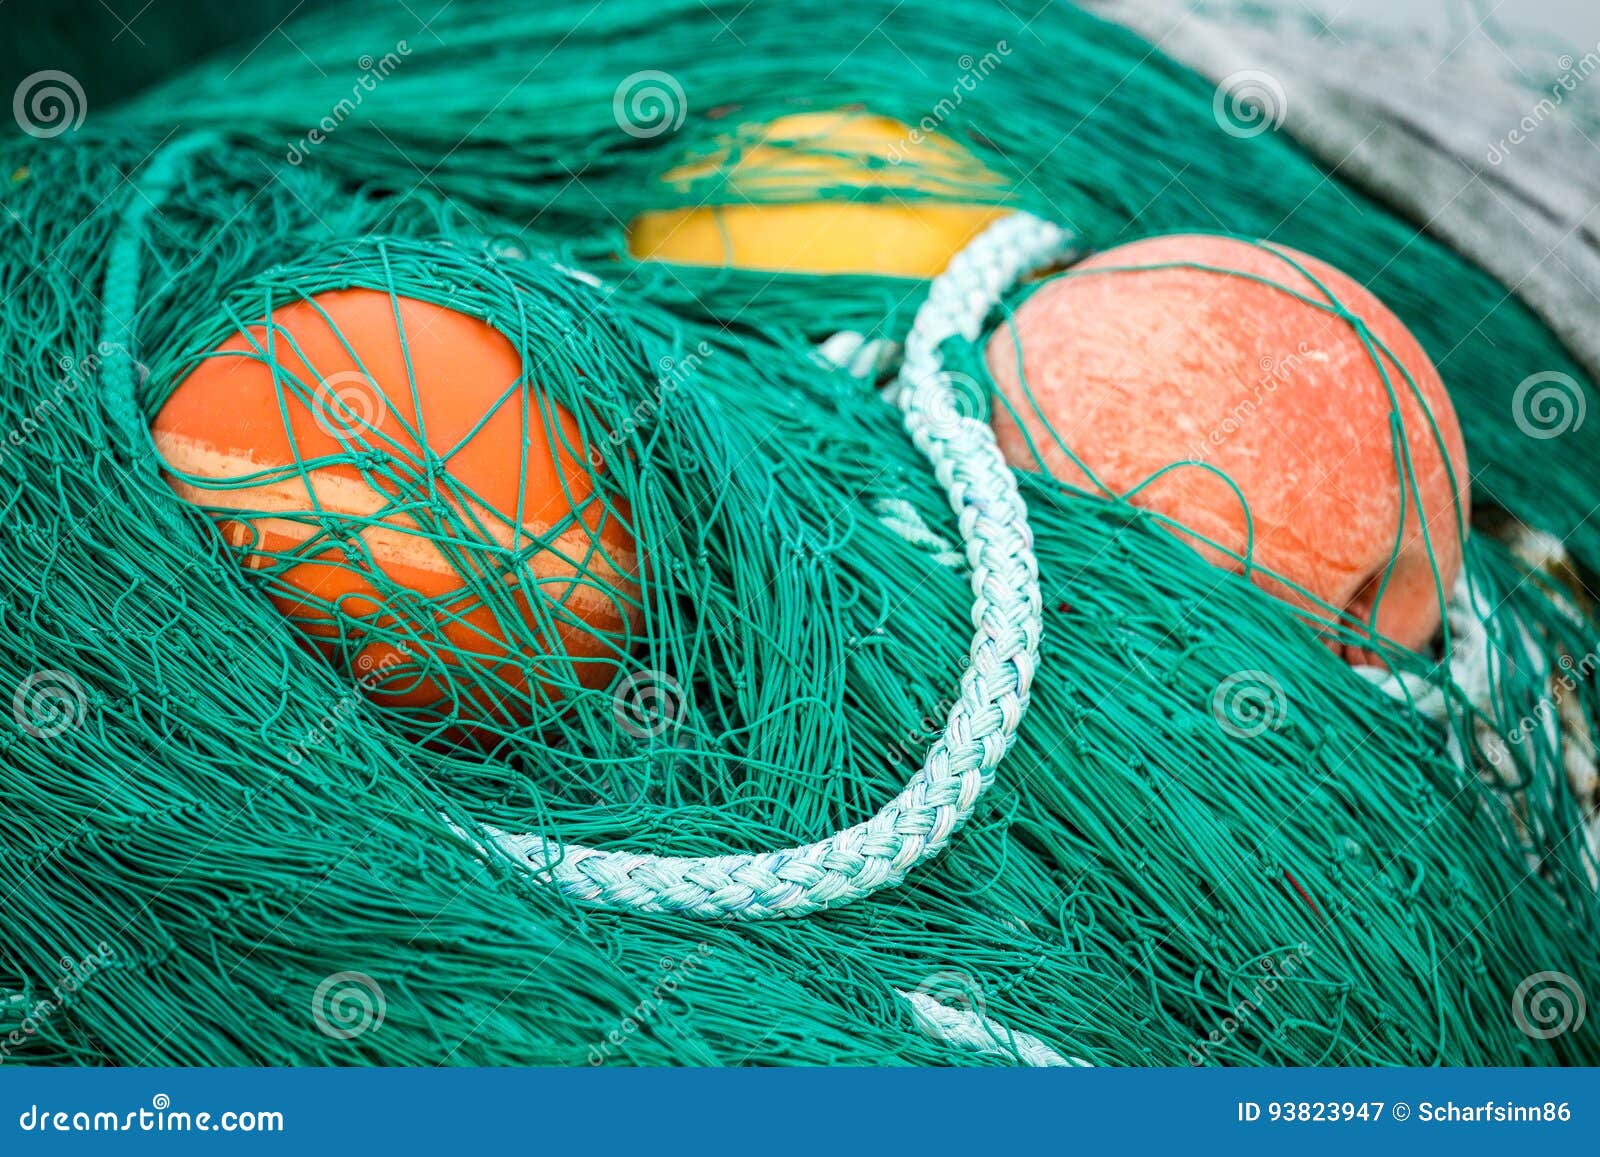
[627,110,1006,277]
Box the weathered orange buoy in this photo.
[986,234,1469,656]
[153,288,640,722]
[627,110,1006,277]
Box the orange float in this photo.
[627,110,1006,277]
[985,234,1469,656]
[152,288,640,723]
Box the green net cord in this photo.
[0,3,1595,1068]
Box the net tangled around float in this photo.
[0,0,1597,1066]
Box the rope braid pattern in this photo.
[479,213,1076,917]
[99,138,1069,922]
[896,987,1090,1067]
[2,0,1589,1064]
[4,15,1585,1055]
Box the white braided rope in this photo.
[897,988,1090,1067]
[477,213,1076,918]
[1357,543,1598,848]
[871,498,965,569]
[815,329,901,380]
[1356,567,1545,734]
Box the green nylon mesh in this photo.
[111,0,1600,575]
[1,0,1596,1066]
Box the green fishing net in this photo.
[1,0,1596,1067]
